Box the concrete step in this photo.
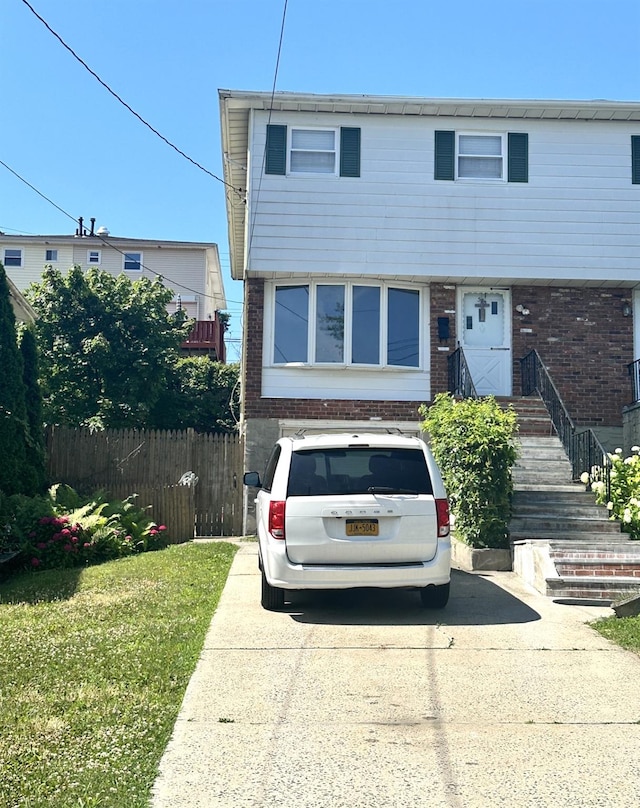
[510,529,628,543]
[510,516,621,534]
[545,576,640,603]
[512,488,598,504]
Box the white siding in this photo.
[246,111,640,285]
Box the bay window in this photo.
[273,281,421,368]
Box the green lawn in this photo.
[592,614,640,654]
[0,541,238,808]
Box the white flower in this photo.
[580,472,590,485]
[623,508,632,523]
[633,446,640,454]
[607,501,614,510]
[615,448,623,454]
[625,457,634,464]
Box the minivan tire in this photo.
[261,567,285,611]
[420,582,450,609]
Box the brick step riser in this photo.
[555,566,640,577]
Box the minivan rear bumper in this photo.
[262,537,451,590]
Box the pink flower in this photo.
[159,525,167,531]
[71,536,78,544]
[31,558,40,567]
[124,536,132,542]
[83,542,90,548]
[61,528,70,536]
[36,542,47,550]
[150,529,158,536]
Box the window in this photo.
[632,136,640,184]
[458,134,503,179]
[123,252,142,271]
[435,130,528,183]
[45,249,58,262]
[3,249,22,267]
[290,129,336,174]
[87,250,101,264]
[273,281,421,368]
[265,124,361,177]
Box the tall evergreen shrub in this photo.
[0,264,29,495]
[420,393,518,549]
[19,326,46,494]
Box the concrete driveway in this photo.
[152,543,640,808]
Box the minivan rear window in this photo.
[287,448,433,496]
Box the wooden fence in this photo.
[45,427,244,540]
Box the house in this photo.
[219,89,640,531]
[6,273,36,324]
[0,223,228,361]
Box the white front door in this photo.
[458,288,512,396]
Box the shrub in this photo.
[0,485,169,570]
[582,446,640,540]
[420,393,518,549]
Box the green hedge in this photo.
[420,394,518,549]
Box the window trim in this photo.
[456,131,505,182]
[45,249,58,262]
[87,249,101,265]
[269,280,424,370]
[3,248,23,267]
[123,251,143,272]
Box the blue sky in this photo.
[2,0,639,359]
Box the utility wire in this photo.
[0,157,244,306]
[246,0,288,267]
[19,0,243,197]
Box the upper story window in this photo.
[123,252,142,271]
[290,129,336,174]
[3,248,22,267]
[265,124,361,178]
[457,134,504,179]
[45,249,58,262]
[435,130,528,183]
[87,250,101,264]
[272,281,421,369]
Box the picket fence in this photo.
[45,426,244,540]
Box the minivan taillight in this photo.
[269,500,286,540]
[435,498,450,537]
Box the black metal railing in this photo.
[520,349,611,500]
[628,358,640,404]
[448,347,478,399]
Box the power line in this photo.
[246,0,289,266]
[19,0,243,198]
[0,158,245,306]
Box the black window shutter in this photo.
[340,127,361,177]
[265,124,287,175]
[632,136,640,184]
[508,132,529,183]
[434,131,455,181]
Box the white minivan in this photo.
[243,432,451,610]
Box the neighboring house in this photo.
[6,274,36,324]
[219,89,640,530]
[0,225,228,361]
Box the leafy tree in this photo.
[19,326,46,493]
[149,357,239,433]
[0,263,29,495]
[27,266,192,429]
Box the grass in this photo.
[0,541,238,808]
[592,614,640,654]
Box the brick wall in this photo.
[511,286,633,426]
[243,278,632,427]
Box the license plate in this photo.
[346,519,379,536]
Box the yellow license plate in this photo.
[346,519,379,536]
